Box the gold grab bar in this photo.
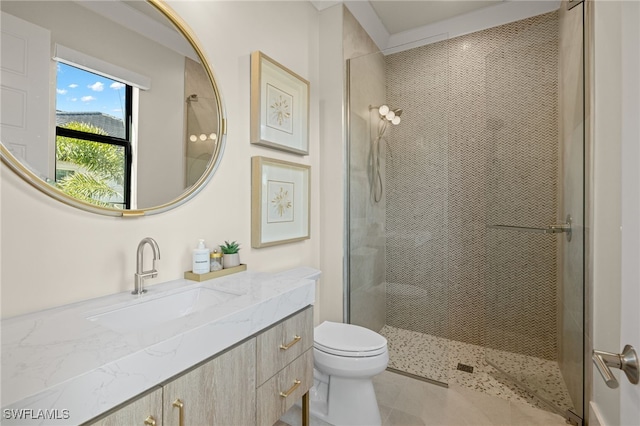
[173,399,184,426]
[280,379,301,398]
[280,335,301,350]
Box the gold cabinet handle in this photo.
[144,415,157,426]
[279,379,301,398]
[279,335,301,350]
[173,399,185,426]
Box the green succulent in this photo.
[220,240,240,254]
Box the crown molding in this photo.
[341,0,561,54]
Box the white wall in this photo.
[619,4,640,425]
[591,2,640,425]
[318,5,346,323]
[591,1,622,425]
[0,1,326,319]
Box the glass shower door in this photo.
[347,50,388,335]
[346,34,451,385]
[484,5,584,419]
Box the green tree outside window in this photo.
[56,122,125,208]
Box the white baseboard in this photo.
[589,401,605,426]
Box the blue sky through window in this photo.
[56,63,126,122]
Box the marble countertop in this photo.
[1,266,319,425]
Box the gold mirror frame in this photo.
[0,0,226,217]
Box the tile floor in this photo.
[379,325,574,414]
[278,370,568,426]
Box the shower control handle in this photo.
[592,345,639,388]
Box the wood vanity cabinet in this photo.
[163,338,256,426]
[86,306,313,426]
[88,388,163,426]
[86,338,255,426]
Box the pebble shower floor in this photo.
[379,325,575,415]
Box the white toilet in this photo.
[309,321,389,426]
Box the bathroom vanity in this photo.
[1,267,319,426]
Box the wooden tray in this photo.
[184,264,247,282]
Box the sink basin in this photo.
[87,287,242,333]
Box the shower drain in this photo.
[456,363,474,373]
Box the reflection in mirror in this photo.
[0,0,223,215]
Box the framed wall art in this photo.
[250,51,310,155]
[251,156,310,248]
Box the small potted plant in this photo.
[220,240,241,269]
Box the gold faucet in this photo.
[133,237,161,295]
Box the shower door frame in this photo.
[483,2,587,423]
[344,4,589,422]
[343,58,352,324]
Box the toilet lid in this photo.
[314,321,387,357]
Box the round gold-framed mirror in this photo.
[0,0,226,217]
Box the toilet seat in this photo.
[314,321,387,357]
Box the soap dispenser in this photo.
[192,239,210,274]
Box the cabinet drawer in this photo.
[256,306,313,385]
[86,387,162,426]
[256,349,313,426]
[163,338,256,426]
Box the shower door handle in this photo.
[487,224,566,233]
[547,223,571,234]
[592,345,639,388]
[488,215,573,241]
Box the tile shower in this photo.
[347,6,584,422]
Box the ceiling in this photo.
[310,0,560,53]
[361,0,502,34]
[77,0,197,60]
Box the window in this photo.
[55,63,132,209]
